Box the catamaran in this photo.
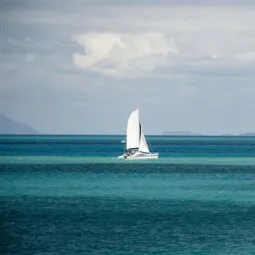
[118,109,159,160]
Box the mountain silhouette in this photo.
[0,113,38,134]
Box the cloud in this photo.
[72,30,255,78]
[66,4,255,78]
[72,32,178,78]
[3,2,255,79]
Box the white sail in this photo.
[139,127,150,153]
[126,109,140,150]
[118,108,159,159]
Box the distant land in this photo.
[239,132,255,136]
[162,131,203,136]
[0,113,38,134]
[162,131,255,136]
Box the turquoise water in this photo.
[1,135,255,254]
[1,135,255,165]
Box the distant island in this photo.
[239,133,255,136]
[162,131,255,136]
[162,131,203,136]
[0,113,38,134]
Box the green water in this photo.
[1,135,255,254]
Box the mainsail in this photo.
[126,109,150,153]
[126,109,140,150]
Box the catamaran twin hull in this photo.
[118,152,159,160]
[118,108,159,160]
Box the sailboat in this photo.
[118,109,159,159]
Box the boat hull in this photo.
[118,151,159,160]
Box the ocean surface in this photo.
[1,135,255,255]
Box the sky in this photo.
[0,0,255,135]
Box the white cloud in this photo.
[66,4,255,78]
[4,3,255,79]
[72,29,255,78]
[72,32,178,77]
